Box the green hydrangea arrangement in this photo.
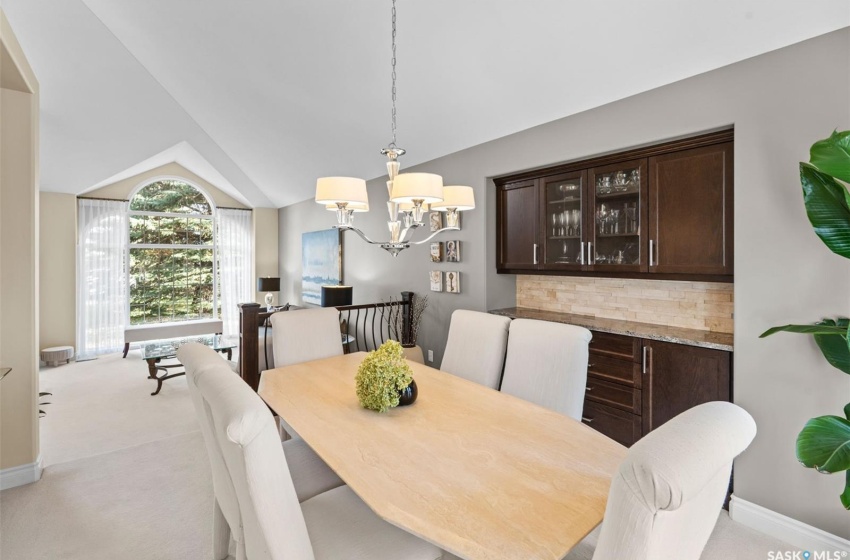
[355,340,413,413]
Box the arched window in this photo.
[128,179,216,324]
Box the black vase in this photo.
[397,378,418,406]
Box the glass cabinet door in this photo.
[541,171,586,269]
[588,159,648,272]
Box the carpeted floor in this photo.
[0,353,798,559]
[0,432,213,560]
[38,351,200,466]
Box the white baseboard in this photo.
[0,455,43,491]
[730,495,850,553]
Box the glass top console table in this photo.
[141,334,237,396]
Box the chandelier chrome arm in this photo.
[409,226,460,245]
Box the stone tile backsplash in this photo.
[516,276,733,333]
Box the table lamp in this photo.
[321,285,353,307]
[257,277,280,311]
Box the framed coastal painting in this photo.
[302,229,342,305]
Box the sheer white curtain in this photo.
[76,199,128,359]
[217,208,253,337]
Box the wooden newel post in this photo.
[238,303,261,391]
[401,291,414,346]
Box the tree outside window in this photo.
[128,180,216,324]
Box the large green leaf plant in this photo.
[761,130,850,509]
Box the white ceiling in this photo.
[4,1,849,208]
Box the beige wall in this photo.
[39,193,76,348]
[0,11,40,472]
[281,30,850,537]
[84,162,248,208]
[254,208,279,305]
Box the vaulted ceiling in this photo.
[4,1,849,207]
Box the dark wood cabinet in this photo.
[497,179,539,270]
[582,330,731,447]
[641,339,731,434]
[495,130,733,281]
[648,142,733,275]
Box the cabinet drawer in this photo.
[588,354,642,388]
[581,400,642,447]
[586,377,641,414]
[589,331,640,362]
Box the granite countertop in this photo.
[489,307,733,351]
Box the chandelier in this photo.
[314,0,475,257]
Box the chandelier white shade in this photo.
[430,186,475,211]
[390,173,444,204]
[315,177,369,206]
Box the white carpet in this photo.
[38,351,200,466]
[0,353,799,559]
[0,432,213,560]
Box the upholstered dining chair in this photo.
[270,307,344,439]
[179,344,344,560]
[563,401,757,560]
[270,307,344,368]
[440,310,511,389]
[183,343,444,560]
[499,318,592,420]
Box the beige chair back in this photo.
[593,401,756,560]
[271,308,343,368]
[500,318,592,420]
[191,344,316,560]
[440,310,511,389]
[179,343,244,558]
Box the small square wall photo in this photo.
[445,271,460,294]
[429,270,443,292]
[445,240,461,263]
[429,211,443,232]
[430,242,443,262]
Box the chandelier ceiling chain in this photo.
[390,0,397,148]
[314,0,475,257]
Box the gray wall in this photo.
[280,28,850,537]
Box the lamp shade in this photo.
[390,173,444,204]
[321,285,353,307]
[315,177,369,205]
[430,186,475,211]
[257,277,280,292]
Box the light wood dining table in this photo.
[258,352,627,560]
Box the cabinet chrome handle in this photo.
[587,363,595,368]
[587,241,593,265]
[533,243,538,265]
[581,416,593,424]
[649,240,654,267]
[585,385,592,392]
[642,346,648,374]
[580,241,585,264]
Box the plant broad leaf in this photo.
[816,318,850,375]
[801,163,850,260]
[810,130,850,184]
[796,415,850,474]
[845,402,850,421]
[842,471,850,510]
[759,323,847,338]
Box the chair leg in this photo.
[212,499,231,560]
[122,342,130,358]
